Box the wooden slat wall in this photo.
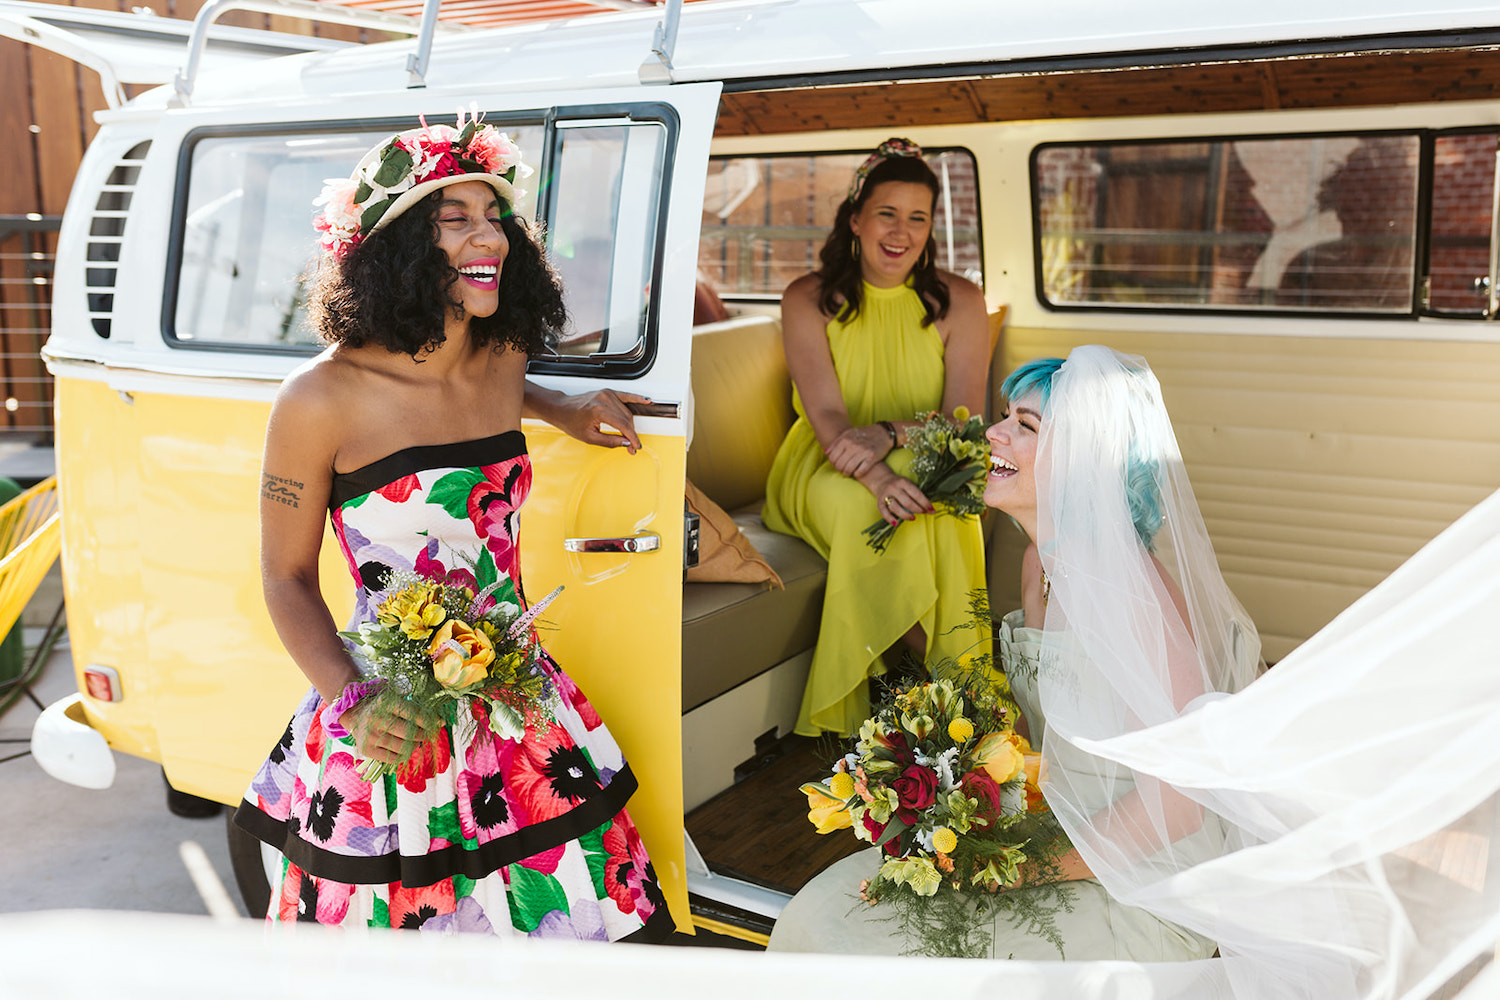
[0,1,368,443]
[716,47,1500,137]
[988,328,1500,662]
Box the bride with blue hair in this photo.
[772,345,1500,1000]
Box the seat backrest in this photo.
[686,314,795,512]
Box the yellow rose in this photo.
[428,617,495,689]
[932,826,958,854]
[829,771,856,801]
[1023,752,1049,812]
[972,731,1025,784]
[948,717,975,743]
[800,782,853,835]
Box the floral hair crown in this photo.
[847,137,924,204]
[313,108,533,259]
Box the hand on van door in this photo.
[523,380,648,454]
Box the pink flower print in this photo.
[602,823,639,915]
[547,663,603,731]
[518,842,565,876]
[456,717,526,841]
[414,538,480,593]
[278,862,353,924]
[302,750,374,848]
[377,474,421,503]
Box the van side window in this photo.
[170,124,544,350]
[1034,135,1424,314]
[541,120,667,361]
[698,149,982,297]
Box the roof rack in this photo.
[169,0,457,107]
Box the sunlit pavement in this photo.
[0,633,246,918]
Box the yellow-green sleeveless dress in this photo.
[764,280,989,736]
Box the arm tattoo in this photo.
[261,473,305,509]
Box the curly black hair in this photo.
[814,153,950,328]
[306,192,565,358]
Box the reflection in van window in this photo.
[699,149,982,296]
[547,122,666,359]
[173,126,543,348]
[1035,135,1420,313]
[1429,131,1499,315]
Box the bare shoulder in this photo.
[267,348,363,452]
[940,270,987,312]
[782,272,825,312]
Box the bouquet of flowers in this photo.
[863,406,991,553]
[336,570,560,780]
[801,664,1073,957]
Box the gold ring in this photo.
[884,496,897,508]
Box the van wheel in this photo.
[162,768,222,818]
[225,810,276,920]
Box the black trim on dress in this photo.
[329,430,528,510]
[232,763,639,889]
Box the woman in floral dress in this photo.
[232,115,672,940]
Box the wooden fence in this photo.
[0,0,369,441]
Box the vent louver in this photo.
[84,140,150,339]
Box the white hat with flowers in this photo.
[313,108,533,258]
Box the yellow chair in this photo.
[0,477,63,721]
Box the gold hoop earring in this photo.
[851,239,861,262]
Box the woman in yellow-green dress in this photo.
[764,138,994,736]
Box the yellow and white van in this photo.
[15,0,1500,942]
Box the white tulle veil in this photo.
[1024,345,1500,999]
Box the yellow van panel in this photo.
[992,329,1500,661]
[520,424,690,934]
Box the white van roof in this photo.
[149,0,1500,109]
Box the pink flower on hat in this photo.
[466,128,522,176]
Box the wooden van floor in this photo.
[685,735,864,895]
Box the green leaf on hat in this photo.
[457,120,478,146]
[353,180,372,203]
[359,196,391,233]
[371,146,413,188]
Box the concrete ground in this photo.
[0,616,248,919]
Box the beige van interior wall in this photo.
[990,328,1500,662]
[714,108,1500,664]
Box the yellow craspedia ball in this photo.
[932,826,958,854]
[953,405,970,422]
[948,717,975,743]
[829,771,856,800]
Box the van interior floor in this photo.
[685,735,865,895]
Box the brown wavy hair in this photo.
[307,193,565,358]
[814,154,949,328]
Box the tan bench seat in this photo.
[682,314,825,715]
[682,509,825,712]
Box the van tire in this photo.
[225,810,273,920]
[162,768,222,818]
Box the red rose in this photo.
[961,769,1004,820]
[893,764,938,812]
[878,729,913,764]
[862,813,901,857]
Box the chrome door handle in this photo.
[563,531,661,554]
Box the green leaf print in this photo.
[427,800,469,847]
[370,896,391,929]
[507,865,571,933]
[477,546,498,591]
[453,873,477,900]
[343,492,370,510]
[384,775,398,816]
[428,469,486,522]
[580,822,609,896]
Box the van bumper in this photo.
[31,692,117,789]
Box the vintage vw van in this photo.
[18,0,1500,944]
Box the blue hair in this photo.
[1000,355,1165,549]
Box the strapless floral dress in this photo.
[233,431,671,940]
